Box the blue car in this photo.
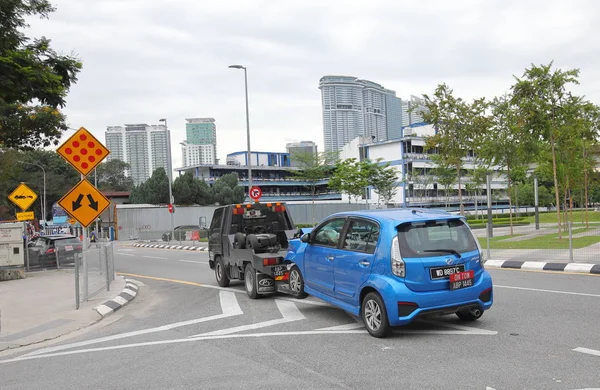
[285,208,493,338]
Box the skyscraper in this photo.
[286,141,318,166]
[183,118,217,164]
[105,123,170,186]
[319,76,403,151]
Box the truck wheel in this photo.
[233,233,246,249]
[362,292,390,338]
[244,263,259,299]
[215,257,230,287]
[289,266,308,299]
[245,234,260,250]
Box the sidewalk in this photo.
[0,269,127,352]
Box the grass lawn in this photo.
[522,210,600,224]
[477,228,600,249]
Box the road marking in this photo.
[20,290,242,358]
[318,321,364,331]
[117,253,135,257]
[495,285,600,297]
[192,299,305,337]
[573,347,600,357]
[489,267,600,277]
[142,255,168,260]
[179,260,208,264]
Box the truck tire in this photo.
[244,263,259,299]
[245,234,260,250]
[215,257,230,287]
[289,266,308,299]
[233,233,246,249]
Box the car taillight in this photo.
[45,248,55,255]
[263,258,280,266]
[233,206,244,215]
[391,236,405,277]
[274,205,285,212]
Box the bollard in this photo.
[486,222,491,261]
[105,245,110,291]
[74,253,80,310]
[568,221,573,263]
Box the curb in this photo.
[485,260,600,275]
[94,279,140,317]
[132,243,208,251]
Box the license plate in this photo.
[64,245,73,251]
[271,265,287,277]
[449,270,474,290]
[430,265,465,280]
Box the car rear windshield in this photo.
[397,218,478,258]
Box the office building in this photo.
[319,76,403,152]
[180,141,216,167]
[286,141,318,166]
[105,124,170,186]
[401,95,427,129]
[183,118,217,164]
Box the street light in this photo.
[228,64,253,193]
[19,161,46,225]
[158,118,175,242]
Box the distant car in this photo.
[27,235,83,268]
[162,225,206,241]
[284,208,493,338]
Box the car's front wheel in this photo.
[288,266,308,299]
[361,292,391,338]
[215,257,230,287]
[456,307,484,321]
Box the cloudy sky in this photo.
[27,0,599,168]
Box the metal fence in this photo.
[475,221,600,264]
[74,240,115,309]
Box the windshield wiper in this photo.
[422,249,462,258]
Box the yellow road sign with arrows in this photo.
[58,179,110,228]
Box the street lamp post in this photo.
[228,64,253,193]
[20,161,46,226]
[158,118,175,242]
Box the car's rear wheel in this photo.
[456,307,484,321]
[361,292,390,338]
[288,266,308,299]
[215,257,230,287]
[244,263,259,299]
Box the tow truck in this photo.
[207,202,304,298]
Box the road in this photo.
[1,243,599,390]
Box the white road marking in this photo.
[318,321,364,331]
[117,253,135,257]
[118,248,134,252]
[20,291,242,358]
[495,285,600,297]
[179,260,208,264]
[520,262,545,270]
[191,299,305,337]
[573,347,600,357]
[142,255,168,260]
[483,260,505,267]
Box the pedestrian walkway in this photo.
[0,269,125,352]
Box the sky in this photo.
[26,0,600,169]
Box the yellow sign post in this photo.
[58,179,111,228]
[8,183,38,211]
[17,211,35,221]
[56,127,109,177]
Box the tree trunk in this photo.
[457,163,464,215]
[584,143,589,228]
[507,163,513,236]
[550,135,562,238]
[311,184,316,227]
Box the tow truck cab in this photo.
[207,202,298,297]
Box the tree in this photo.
[130,168,169,204]
[370,161,399,206]
[173,172,200,205]
[431,159,457,209]
[95,159,133,191]
[511,62,581,238]
[0,0,82,149]
[329,158,368,203]
[212,173,245,205]
[421,84,489,215]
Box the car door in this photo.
[303,218,347,296]
[208,207,225,256]
[335,218,380,304]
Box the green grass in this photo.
[521,210,600,224]
[477,228,600,249]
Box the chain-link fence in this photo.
[475,221,600,264]
[74,241,115,309]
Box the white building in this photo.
[180,141,216,167]
[105,124,170,185]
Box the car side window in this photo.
[210,208,224,232]
[312,218,346,247]
[342,219,379,254]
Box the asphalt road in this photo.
[1,243,599,390]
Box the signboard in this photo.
[249,186,262,201]
[8,183,38,211]
[57,179,110,228]
[16,211,35,221]
[56,127,109,176]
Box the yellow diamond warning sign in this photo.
[58,179,110,228]
[57,127,110,176]
[8,182,38,211]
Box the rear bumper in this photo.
[381,271,493,326]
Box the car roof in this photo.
[328,208,460,223]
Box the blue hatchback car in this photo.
[285,208,493,338]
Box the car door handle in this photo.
[326,255,335,261]
[359,260,370,267]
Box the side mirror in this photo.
[300,233,310,243]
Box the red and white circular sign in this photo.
[249,186,262,201]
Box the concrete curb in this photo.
[94,279,140,317]
[131,243,208,251]
[485,260,600,275]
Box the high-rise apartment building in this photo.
[105,123,170,186]
[400,95,427,129]
[182,118,217,165]
[319,76,403,151]
[286,141,318,166]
